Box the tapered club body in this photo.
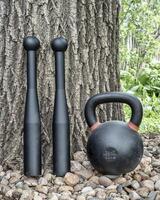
[51,37,70,176]
[23,36,41,176]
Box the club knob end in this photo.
[23,36,40,51]
[51,37,68,52]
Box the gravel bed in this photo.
[0,134,160,200]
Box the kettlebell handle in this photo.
[85,92,143,131]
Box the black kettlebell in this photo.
[84,92,143,176]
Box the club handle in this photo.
[51,37,70,176]
[23,36,41,176]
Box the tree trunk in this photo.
[0,0,121,171]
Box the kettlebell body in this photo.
[85,92,143,176]
[87,121,143,175]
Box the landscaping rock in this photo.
[35,185,48,194]
[0,183,10,194]
[81,186,93,194]
[54,177,64,185]
[152,160,160,167]
[114,177,127,185]
[141,180,154,191]
[58,185,74,192]
[15,181,24,189]
[0,135,159,200]
[81,186,96,196]
[73,151,86,162]
[48,192,59,200]
[129,191,141,200]
[89,176,99,184]
[133,174,142,182]
[151,175,160,182]
[155,180,160,191]
[75,169,93,179]
[71,161,84,172]
[64,172,80,186]
[136,187,149,198]
[131,180,140,190]
[96,190,106,199]
[38,177,48,185]
[106,185,117,194]
[98,176,112,187]
[147,191,157,200]
[77,196,86,200]
[24,178,38,186]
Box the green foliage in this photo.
[123,95,160,133]
[121,64,160,96]
[120,0,160,133]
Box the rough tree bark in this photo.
[0,0,122,170]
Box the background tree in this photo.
[0,0,121,170]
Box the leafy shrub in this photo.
[120,0,160,133]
